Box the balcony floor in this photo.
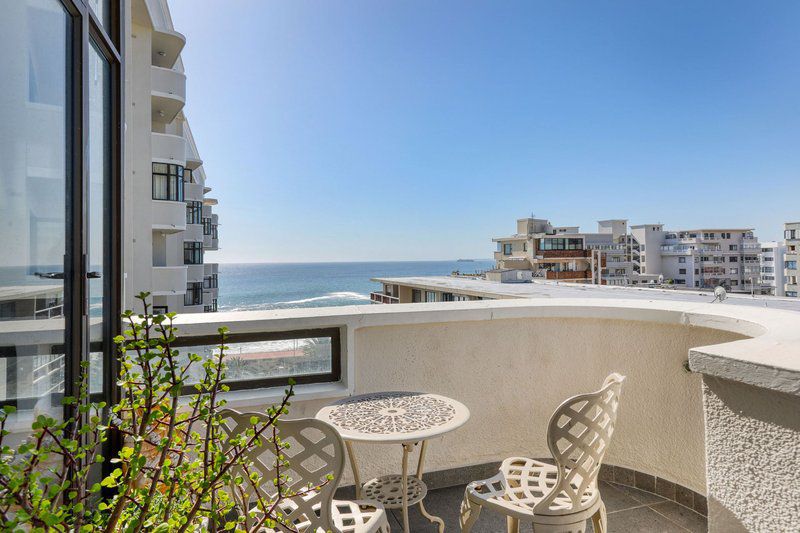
[337,480,707,532]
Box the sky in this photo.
[170,0,800,263]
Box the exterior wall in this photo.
[759,241,785,296]
[784,222,800,297]
[702,376,800,532]
[631,224,665,277]
[124,0,219,314]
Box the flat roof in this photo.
[372,276,800,313]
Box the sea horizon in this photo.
[217,259,495,312]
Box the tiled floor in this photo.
[338,481,708,532]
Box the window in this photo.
[173,328,341,392]
[184,282,203,306]
[153,306,169,315]
[152,163,184,201]
[785,229,797,240]
[203,274,219,289]
[678,257,686,263]
[729,245,738,251]
[764,256,773,262]
[540,238,583,251]
[441,292,454,302]
[787,291,798,298]
[523,242,527,252]
[503,243,512,255]
[411,289,422,303]
[679,269,686,274]
[729,257,738,263]
[212,224,219,239]
[204,299,218,313]
[425,291,437,303]
[186,201,202,224]
[203,217,212,235]
[786,261,798,270]
[183,241,203,265]
[730,268,738,274]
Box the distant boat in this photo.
[457,259,475,262]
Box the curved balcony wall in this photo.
[186,263,205,283]
[183,223,204,242]
[151,266,187,296]
[151,132,187,166]
[151,28,186,69]
[151,200,186,233]
[184,181,204,202]
[204,263,219,276]
[151,66,186,123]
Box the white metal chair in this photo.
[460,373,625,533]
[219,409,391,533]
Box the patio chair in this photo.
[459,373,625,533]
[219,409,391,533]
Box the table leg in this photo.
[401,443,412,533]
[415,440,445,532]
[345,440,363,499]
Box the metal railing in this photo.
[370,292,400,304]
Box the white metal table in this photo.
[317,391,470,533]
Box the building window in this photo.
[152,163,184,201]
[184,282,203,306]
[203,217,212,235]
[203,274,218,289]
[204,299,218,313]
[425,291,437,302]
[212,224,219,239]
[679,269,686,274]
[785,229,796,240]
[441,292,454,302]
[787,291,798,297]
[729,256,738,262]
[411,289,422,303]
[678,257,686,263]
[729,244,738,251]
[503,243,512,255]
[786,261,798,270]
[539,238,583,251]
[152,306,169,315]
[183,241,203,265]
[186,201,202,224]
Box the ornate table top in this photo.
[316,391,470,444]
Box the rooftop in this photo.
[372,275,800,313]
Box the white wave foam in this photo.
[222,291,370,312]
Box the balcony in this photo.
[151,132,187,165]
[546,270,591,280]
[151,28,186,69]
[162,299,800,531]
[187,263,205,282]
[151,66,186,123]
[183,223,204,241]
[370,292,400,304]
[151,266,187,295]
[538,249,590,259]
[184,181,204,201]
[151,199,186,233]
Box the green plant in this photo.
[0,292,321,532]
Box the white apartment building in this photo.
[784,222,800,297]
[492,218,636,285]
[759,241,786,297]
[124,0,220,314]
[630,225,759,293]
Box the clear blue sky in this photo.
[170,0,800,263]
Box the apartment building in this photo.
[784,222,800,297]
[492,218,635,285]
[631,225,760,293]
[759,241,786,297]
[125,0,219,314]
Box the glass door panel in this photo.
[0,0,70,444]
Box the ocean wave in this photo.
[223,291,370,312]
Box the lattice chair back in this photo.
[218,409,346,532]
[533,373,625,516]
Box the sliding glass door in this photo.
[0,0,122,444]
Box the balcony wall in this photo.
[151,66,186,123]
[184,181,204,201]
[151,132,187,165]
[151,200,186,233]
[538,249,591,258]
[151,266,187,295]
[546,270,591,280]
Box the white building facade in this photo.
[759,241,785,297]
[784,222,800,297]
[124,0,219,314]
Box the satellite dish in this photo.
[712,286,727,303]
[658,274,664,284]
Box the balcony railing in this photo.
[546,270,591,280]
[370,292,399,304]
[537,249,590,259]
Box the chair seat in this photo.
[260,497,390,533]
[465,457,600,521]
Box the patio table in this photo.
[316,391,470,533]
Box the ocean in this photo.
[217,260,494,311]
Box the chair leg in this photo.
[459,491,482,532]
[507,516,520,533]
[591,500,607,533]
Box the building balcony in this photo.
[151,199,186,233]
[204,263,219,276]
[6,299,800,530]
[151,266,187,296]
[151,28,186,69]
[537,249,590,259]
[546,270,591,280]
[183,223,204,241]
[186,263,205,283]
[184,181,204,201]
[151,66,186,124]
[151,132,187,165]
[370,292,400,304]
